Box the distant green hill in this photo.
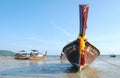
[0,50,15,56]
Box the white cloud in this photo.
[50,22,74,38]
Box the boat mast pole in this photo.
[79,4,89,36]
[79,4,89,66]
[79,5,84,36]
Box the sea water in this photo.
[0,55,120,78]
[0,56,72,75]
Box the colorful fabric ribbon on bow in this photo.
[78,34,87,66]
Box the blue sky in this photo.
[0,0,120,55]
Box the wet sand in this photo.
[0,56,120,78]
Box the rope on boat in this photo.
[97,58,120,69]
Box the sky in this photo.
[0,0,120,55]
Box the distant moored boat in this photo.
[110,54,116,57]
[15,50,29,60]
[29,50,47,60]
[60,53,67,60]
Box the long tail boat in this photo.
[29,50,47,60]
[62,4,100,70]
[15,50,29,60]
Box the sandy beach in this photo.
[0,55,120,78]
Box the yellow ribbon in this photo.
[78,34,86,51]
[78,34,87,66]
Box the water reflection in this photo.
[66,66,99,78]
[29,59,46,65]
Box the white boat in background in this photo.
[29,50,47,60]
[15,50,29,60]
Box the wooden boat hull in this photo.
[63,39,100,70]
[29,56,45,60]
[15,55,29,60]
